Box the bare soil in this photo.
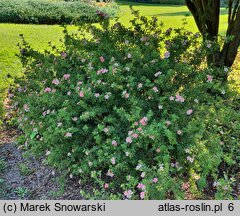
[0,128,84,200]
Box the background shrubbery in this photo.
[11,8,240,199]
[0,0,118,24]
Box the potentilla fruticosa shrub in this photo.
[11,8,240,199]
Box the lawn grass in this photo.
[0,1,233,118]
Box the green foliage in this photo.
[0,0,118,24]
[11,8,240,199]
[18,163,34,176]
[0,159,6,172]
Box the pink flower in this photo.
[152,178,158,183]
[141,172,145,178]
[63,74,70,80]
[72,117,78,122]
[97,68,108,75]
[138,83,143,89]
[23,104,29,112]
[166,120,171,126]
[137,127,142,131]
[124,93,130,98]
[132,133,138,139]
[137,183,146,190]
[67,91,71,96]
[186,109,193,115]
[110,157,116,165]
[175,94,185,102]
[140,191,145,199]
[65,132,72,138]
[153,86,158,92]
[124,190,133,199]
[61,52,67,58]
[207,75,213,83]
[79,91,84,97]
[77,81,83,86]
[126,137,132,143]
[99,56,105,62]
[104,128,109,133]
[104,183,109,189]
[177,130,182,135]
[106,170,114,177]
[112,140,118,146]
[164,51,170,58]
[139,117,148,126]
[44,87,51,93]
[95,93,100,97]
[52,79,60,85]
[169,96,175,101]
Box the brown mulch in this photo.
[0,128,85,200]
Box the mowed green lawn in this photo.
[0,2,230,99]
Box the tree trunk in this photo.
[185,0,240,69]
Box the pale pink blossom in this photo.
[112,140,118,146]
[139,117,148,126]
[52,79,60,85]
[207,75,213,83]
[77,81,83,86]
[153,86,158,92]
[99,56,105,62]
[141,172,145,178]
[72,117,78,122]
[164,51,170,58]
[110,157,116,165]
[63,74,70,80]
[44,87,52,93]
[104,128,109,133]
[132,133,138,138]
[154,71,162,77]
[186,109,193,115]
[152,178,158,183]
[169,96,175,101]
[97,68,108,75]
[137,183,146,190]
[79,91,84,98]
[23,104,29,112]
[65,132,72,138]
[95,93,100,97]
[124,190,133,199]
[104,183,109,189]
[106,170,114,177]
[177,130,182,135]
[138,83,143,89]
[126,137,132,143]
[140,191,145,199]
[124,93,130,98]
[137,127,143,131]
[61,52,67,58]
[67,91,71,96]
[166,120,171,126]
[175,94,185,102]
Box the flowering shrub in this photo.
[11,8,240,199]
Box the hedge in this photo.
[0,0,118,24]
